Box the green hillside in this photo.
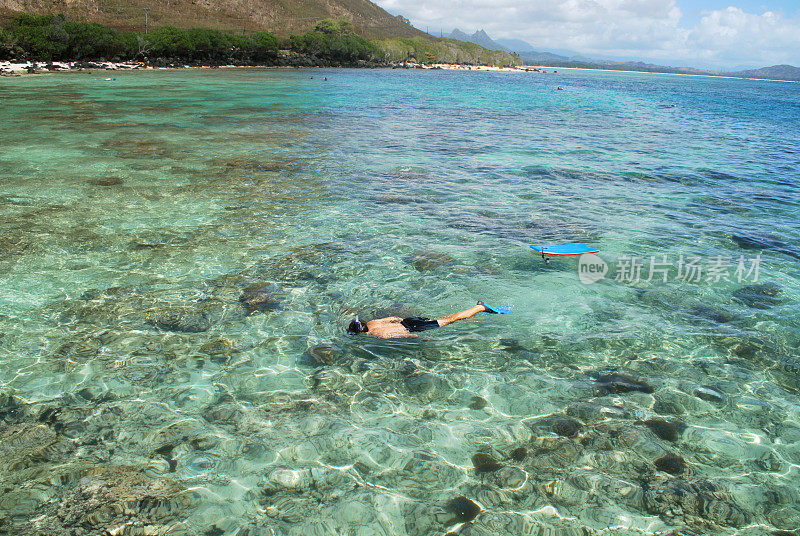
[380,37,520,67]
[0,0,428,39]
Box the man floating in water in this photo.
[348,302,503,339]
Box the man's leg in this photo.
[436,304,487,327]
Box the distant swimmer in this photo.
[348,302,505,339]
[557,86,564,90]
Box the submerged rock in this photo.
[411,250,456,272]
[302,344,343,366]
[30,466,191,534]
[732,282,783,309]
[200,337,238,362]
[498,339,530,354]
[655,453,688,475]
[445,496,481,523]
[565,401,628,422]
[239,283,280,313]
[552,418,581,437]
[201,402,246,425]
[146,306,210,333]
[403,371,450,399]
[694,385,726,404]
[468,396,488,410]
[472,453,503,473]
[731,233,800,260]
[639,418,687,442]
[0,422,63,470]
[644,478,748,527]
[0,391,26,423]
[690,304,736,324]
[593,373,654,395]
[509,447,527,461]
[88,176,123,186]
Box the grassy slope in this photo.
[0,0,429,39]
[380,37,521,67]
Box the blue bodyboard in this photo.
[530,243,599,256]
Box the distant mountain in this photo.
[495,38,537,53]
[493,39,589,64]
[448,28,509,52]
[519,51,571,64]
[726,65,800,81]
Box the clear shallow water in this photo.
[0,68,798,535]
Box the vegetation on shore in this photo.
[380,37,520,67]
[0,14,279,63]
[288,18,377,63]
[0,13,518,68]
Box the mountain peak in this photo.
[447,28,508,52]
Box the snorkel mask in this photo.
[348,315,367,334]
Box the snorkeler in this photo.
[348,302,502,339]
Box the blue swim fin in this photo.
[477,302,511,316]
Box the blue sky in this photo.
[373,0,800,69]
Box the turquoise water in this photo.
[0,67,799,535]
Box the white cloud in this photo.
[373,0,800,68]
[688,7,800,65]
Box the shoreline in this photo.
[0,59,543,76]
[5,59,795,83]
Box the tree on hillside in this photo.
[290,18,376,63]
[314,18,355,35]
